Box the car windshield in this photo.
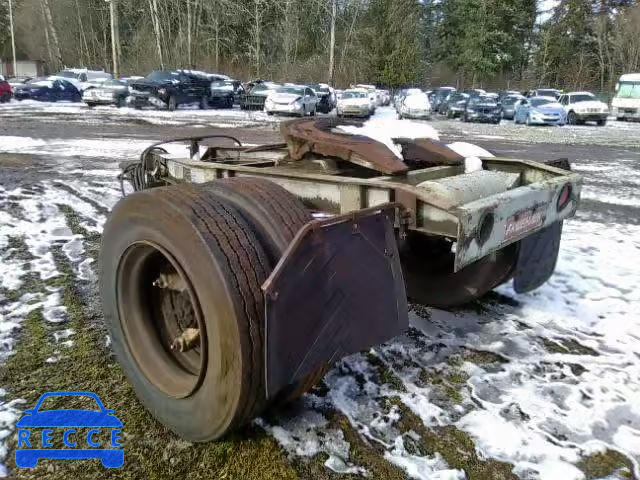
[502,96,522,105]
[28,80,54,87]
[617,81,640,99]
[342,91,366,99]
[147,71,180,82]
[37,394,102,412]
[570,94,595,103]
[277,87,305,95]
[530,98,555,107]
[473,96,497,105]
[537,89,558,97]
[311,84,330,93]
[57,70,81,79]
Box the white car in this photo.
[398,92,431,120]
[355,84,378,112]
[337,89,372,118]
[558,91,609,126]
[49,68,113,91]
[264,85,318,116]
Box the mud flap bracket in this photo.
[262,204,408,398]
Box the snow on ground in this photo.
[0,100,281,128]
[0,102,639,479]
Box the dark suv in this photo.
[129,70,211,110]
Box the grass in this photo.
[577,450,635,480]
[541,337,599,356]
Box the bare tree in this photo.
[40,0,63,68]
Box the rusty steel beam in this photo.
[394,138,465,168]
[281,117,409,175]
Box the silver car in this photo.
[265,85,318,116]
[83,79,130,108]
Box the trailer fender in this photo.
[262,204,408,397]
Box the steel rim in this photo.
[116,240,207,399]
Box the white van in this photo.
[611,73,640,121]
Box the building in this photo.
[0,59,44,78]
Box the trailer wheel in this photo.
[201,177,328,400]
[400,232,517,309]
[100,184,271,441]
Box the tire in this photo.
[201,178,327,401]
[86,103,96,108]
[117,96,126,108]
[400,232,518,309]
[167,95,177,111]
[597,118,607,126]
[310,106,316,116]
[567,111,577,125]
[616,117,625,122]
[100,184,272,441]
[526,114,532,126]
[199,96,209,110]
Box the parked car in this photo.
[500,94,526,120]
[462,95,502,123]
[337,89,372,118]
[50,68,113,91]
[558,91,609,126]
[7,76,32,89]
[395,88,422,110]
[441,92,470,118]
[0,75,11,102]
[377,89,391,106]
[128,70,211,110]
[498,90,521,102]
[265,85,317,116]
[514,96,566,126]
[83,79,130,107]
[527,88,562,99]
[310,83,337,113]
[13,78,81,102]
[238,81,280,110]
[209,79,243,108]
[431,86,456,112]
[398,91,431,119]
[461,88,486,99]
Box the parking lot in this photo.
[1,101,640,479]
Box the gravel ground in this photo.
[0,102,639,480]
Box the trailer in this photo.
[101,117,582,441]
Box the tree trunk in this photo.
[41,0,63,69]
[149,0,165,69]
[187,0,192,67]
[254,0,261,78]
[110,0,120,77]
[328,0,337,85]
[40,1,53,66]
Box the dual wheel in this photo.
[100,178,325,441]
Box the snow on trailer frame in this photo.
[104,117,582,441]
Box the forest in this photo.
[1,0,639,92]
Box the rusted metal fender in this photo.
[281,117,409,175]
[394,138,465,168]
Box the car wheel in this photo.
[567,111,577,125]
[526,114,532,126]
[597,118,607,126]
[310,106,316,116]
[86,102,96,108]
[117,97,126,108]
[616,117,625,122]
[167,95,177,111]
[199,96,209,110]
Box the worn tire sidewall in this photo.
[100,190,246,441]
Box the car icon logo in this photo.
[15,391,124,468]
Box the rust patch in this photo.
[280,117,409,175]
[394,138,465,168]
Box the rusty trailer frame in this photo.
[154,146,581,272]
